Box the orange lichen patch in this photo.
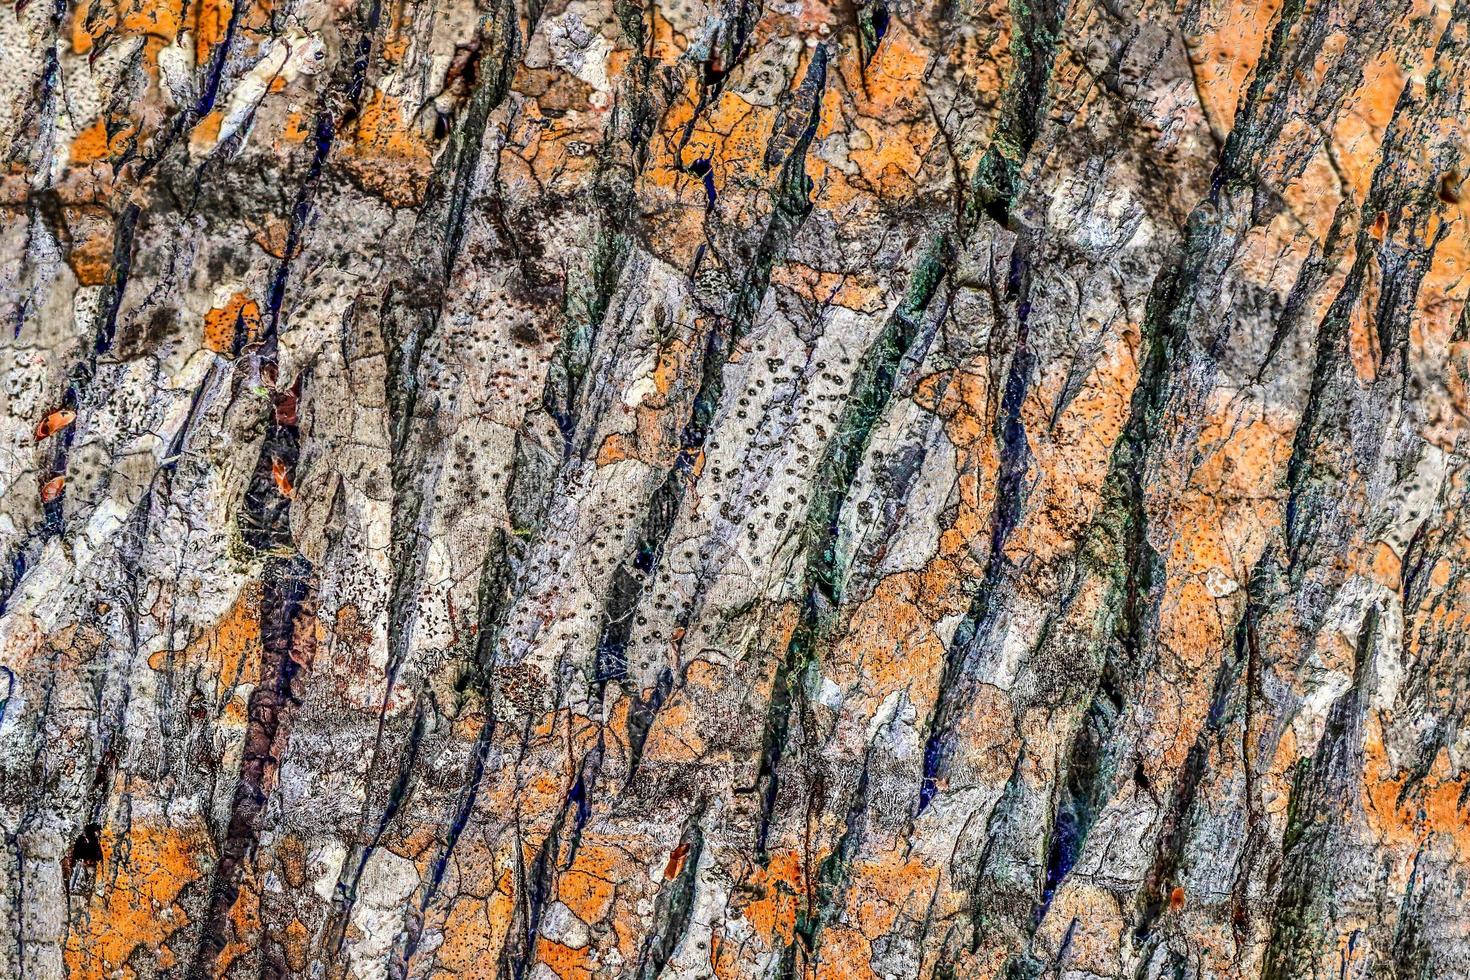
[118,0,185,39]
[594,430,655,468]
[1362,712,1470,860]
[811,925,876,980]
[596,339,698,467]
[1329,0,1448,206]
[1415,206,1470,342]
[645,4,691,64]
[438,897,498,978]
[341,92,434,208]
[94,0,182,40]
[215,864,265,975]
[638,681,712,763]
[836,34,931,189]
[190,110,226,155]
[69,114,141,166]
[734,850,803,944]
[828,573,948,709]
[915,367,991,452]
[69,2,111,56]
[537,938,595,980]
[381,33,409,64]
[147,582,264,694]
[281,918,310,972]
[63,822,211,980]
[673,68,785,180]
[1019,320,1141,564]
[70,119,112,165]
[842,849,940,941]
[203,291,264,354]
[909,368,1000,567]
[188,0,231,59]
[62,205,117,285]
[1134,398,1294,779]
[1035,881,1126,975]
[251,215,291,258]
[804,25,941,212]
[709,931,743,980]
[281,110,313,144]
[559,844,619,924]
[1357,541,1404,589]
[769,264,885,314]
[220,690,250,725]
[1182,0,1282,140]
[634,87,719,265]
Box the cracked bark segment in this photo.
[5,0,1470,977]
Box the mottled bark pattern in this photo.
[4,0,1470,976]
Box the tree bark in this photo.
[4,0,1470,976]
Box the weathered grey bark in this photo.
[4,0,1470,976]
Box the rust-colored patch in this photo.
[40,475,66,503]
[35,409,77,441]
[203,291,264,354]
[662,840,691,879]
[272,458,295,498]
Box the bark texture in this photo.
[5,0,1470,975]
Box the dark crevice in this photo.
[500,746,606,980]
[964,0,1068,231]
[381,0,522,688]
[676,0,765,155]
[631,811,706,980]
[1133,604,1251,943]
[756,233,948,853]
[544,230,631,456]
[918,245,1036,814]
[595,46,829,694]
[187,554,316,980]
[794,752,870,957]
[1260,607,1378,980]
[69,823,103,865]
[625,666,675,784]
[858,1,889,66]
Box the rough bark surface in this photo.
[5,0,1470,975]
